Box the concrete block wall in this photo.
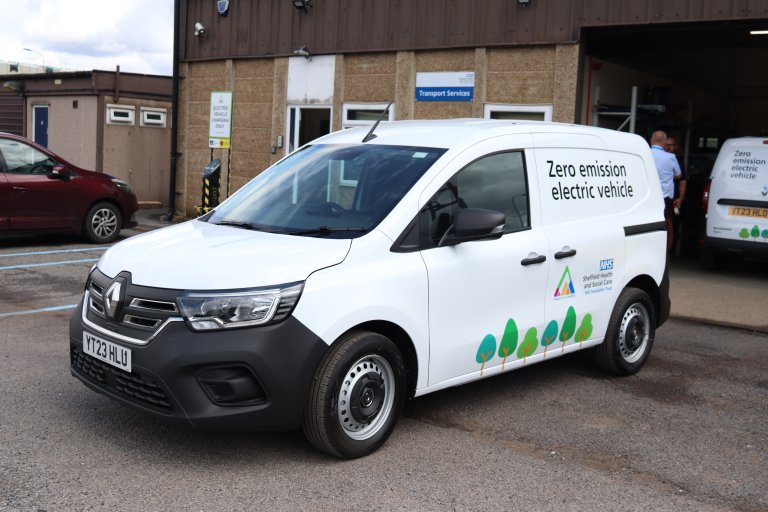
[176,43,579,218]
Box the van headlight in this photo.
[177,282,303,331]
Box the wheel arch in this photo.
[340,320,419,399]
[624,274,661,326]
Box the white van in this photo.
[704,137,768,265]
[70,120,670,458]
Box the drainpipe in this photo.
[164,0,180,221]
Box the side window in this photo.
[0,140,56,174]
[422,151,529,248]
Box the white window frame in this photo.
[106,104,135,125]
[140,107,167,128]
[342,102,395,129]
[483,103,553,122]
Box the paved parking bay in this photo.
[1,230,767,511]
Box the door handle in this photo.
[12,186,28,192]
[521,255,546,266]
[554,249,577,259]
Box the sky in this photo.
[0,0,174,75]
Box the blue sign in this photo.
[415,72,475,103]
[416,87,474,102]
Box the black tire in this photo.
[83,202,122,243]
[302,330,406,459]
[593,287,656,376]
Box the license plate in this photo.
[83,331,132,373]
[727,206,768,219]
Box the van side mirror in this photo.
[439,208,505,247]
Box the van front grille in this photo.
[71,346,173,411]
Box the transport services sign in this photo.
[415,72,475,102]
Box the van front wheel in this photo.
[303,331,406,459]
[593,288,656,375]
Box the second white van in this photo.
[704,137,768,266]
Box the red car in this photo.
[0,132,138,243]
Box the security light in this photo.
[293,46,312,60]
[292,0,312,14]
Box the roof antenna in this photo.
[362,101,392,143]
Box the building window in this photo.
[342,103,395,129]
[484,104,553,122]
[140,107,167,128]
[106,104,135,125]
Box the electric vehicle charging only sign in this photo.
[209,91,233,148]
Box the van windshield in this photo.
[206,144,446,238]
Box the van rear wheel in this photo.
[593,287,655,375]
[302,331,405,459]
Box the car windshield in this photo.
[206,144,446,238]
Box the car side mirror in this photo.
[438,208,505,247]
[47,164,70,181]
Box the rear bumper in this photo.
[704,236,768,259]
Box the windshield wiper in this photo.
[288,226,368,236]
[214,220,282,233]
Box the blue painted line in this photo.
[0,258,99,271]
[0,304,77,318]
[0,247,109,258]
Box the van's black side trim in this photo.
[716,198,768,208]
[624,221,667,236]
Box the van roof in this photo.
[311,119,642,149]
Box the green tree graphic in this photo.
[540,319,558,358]
[751,225,760,241]
[739,228,750,240]
[559,306,576,353]
[575,313,594,346]
[476,334,496,376]
[517,327,538,365]
[762,229,768,243]
[497,319,518,371]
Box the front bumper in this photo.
[69,297,328,431]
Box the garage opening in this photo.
[580,19,768,255]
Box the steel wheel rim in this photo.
[337,354,395,441]
[618,302,650,363]
[92,208,118,239]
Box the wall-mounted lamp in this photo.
[194,22,207,38]
[2,81,22,92]
[293,46,312,60]
[217,0,230,16]
[292,0,312,15]
[517,0,531,5]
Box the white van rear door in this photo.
[707,140,768,243]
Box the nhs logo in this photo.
[599,259,614,271]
